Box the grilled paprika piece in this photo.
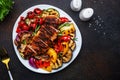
[59,35,71,42]
[59,17,69,23]
[35,59,50,68]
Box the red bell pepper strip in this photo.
[59,35,71,42]
[59,17,69,23]
[35,59,50,68]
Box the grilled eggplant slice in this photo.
[63,49,72,63]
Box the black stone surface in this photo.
[0,0,120,80]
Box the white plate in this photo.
[12,4,82,74]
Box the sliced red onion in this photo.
[29,57,37,68]
[15,35,20,42]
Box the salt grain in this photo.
[94,28,97,30]
[95,20,99,25]
[88,15,105,35]
[100,1,104,4]
[103,32,106,35]
[93,0,96,3]
[99,24,101,26]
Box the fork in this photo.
[0,47,13,80]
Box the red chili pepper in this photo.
[59,17,69,23]
[60,35,71,42]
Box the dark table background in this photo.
[0,0,120,80]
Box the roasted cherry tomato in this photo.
[16,27,21,33]
[34,8,42,14]
[22,24,29,31]
[18,20,25,27]
[27,11,35,19]
[30,22,37,29]
[59,17,69,23]
[20,16,25,21]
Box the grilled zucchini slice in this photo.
[41,8,60,18]
[59,22,75,36]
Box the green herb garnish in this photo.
[58,22,71,29]
[58,52,63,58]
[32,25,41,36]
[72,37,78,41]
[35,25,40,33]
[22,39,26,45]
[58,30,65,36]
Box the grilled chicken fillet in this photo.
[23,21,59,59]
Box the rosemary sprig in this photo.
[72,37,78,41]
[32,25,41,36]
